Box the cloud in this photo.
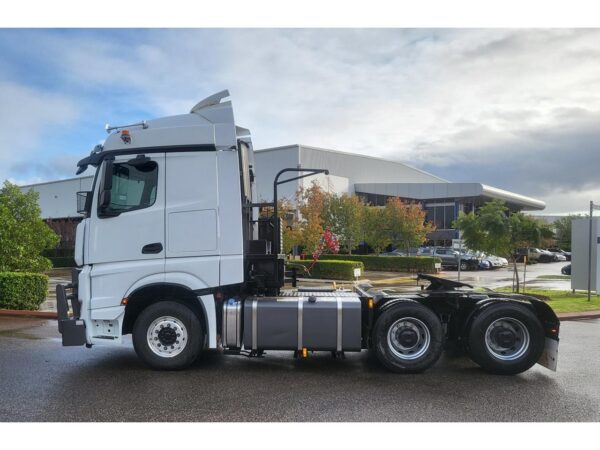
[0,80,79,184]
[0,29,599,214]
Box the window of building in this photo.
[424,202,456,229]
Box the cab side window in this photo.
[98,160,158,216]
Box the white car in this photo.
[546,249,567,261]
[465,250,508,269]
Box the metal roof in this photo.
[354,182,546,211]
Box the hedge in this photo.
[320,254,441,273]
[0,272,49,310]
[287,260,365,281]
[48,256,76,268]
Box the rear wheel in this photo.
[372,303,444,373]
[133,301,204,370]
[467,303,544,375]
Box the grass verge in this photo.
[536,275,571,280]
[496,287,600,313]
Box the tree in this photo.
[553,215,583,251]
[277,198,303,255]
[323,193,364,254]
[384,197,434,252]
[363,206,390,255]
[454,200,553,292]
[296,182,330,255]
[0,181,60,272]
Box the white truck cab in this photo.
[56,91,559,375]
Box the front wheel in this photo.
[467,303,544,375]
[133,301,204,370]
[372,303,444,373]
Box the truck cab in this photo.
[57,91,559,375]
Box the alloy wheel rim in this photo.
[484,317,530,361]
[146,316,188,358]
[387,317,431,360]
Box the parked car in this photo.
[419,247,480,271]
[515,248,553,263]
[478,252,509,268]
[561,264,571,275]
[479,259,493,270]
[547,247,571,261]
[547,251,567,262]
[536,248,558,263]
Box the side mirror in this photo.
[76,191,91,215]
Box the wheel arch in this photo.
[122,282,211,341]
[460,297,557,341]
[374,297,421,320]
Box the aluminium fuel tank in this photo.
[241,291,362,352]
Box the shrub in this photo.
[0,181,60,272]
[0,272,49,310]
[287,260,365,281]
[320,254,441,273]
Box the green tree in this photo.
[363,206,390,255]
[262,198,304,255]
[0,181,60,272]
[296,182,331,255]
[384,197,434,252]
[454,200,553,292]
[323,193,364,254]
[553,215,583,251]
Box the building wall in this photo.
[45,217,82,249]
[299,145,446,186]
[253,146,300,202]
[20,176,94,219]
[253,145,448,202]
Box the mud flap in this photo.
[56,283,86,346]
[538,337,558,371]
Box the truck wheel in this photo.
[467,303,544,375]
[372,303,444,373]
[133,301,204,370]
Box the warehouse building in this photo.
[20,144,545,249]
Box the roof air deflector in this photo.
[190,90,230,113]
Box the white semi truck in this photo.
[57,91,560,374]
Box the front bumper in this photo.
[56,268,86,346]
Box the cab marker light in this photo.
[120,129,131,144]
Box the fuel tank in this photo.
[241,291,362,352]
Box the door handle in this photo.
[142,242,163,254]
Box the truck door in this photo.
[164,150,220,289]
[87,153,166,266]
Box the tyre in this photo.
[133,301,204,370]
[372,303,444,373]
[466,302,544,375]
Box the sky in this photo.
[0,28,598,214]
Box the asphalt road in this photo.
[0,316,598,422]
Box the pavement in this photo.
[0,316,599,422]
